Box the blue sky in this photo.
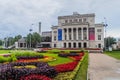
[0,0,120,39]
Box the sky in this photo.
[0,0,120,39]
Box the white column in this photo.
[71,42,73,48]
[81,42,83,48]
[81,28,83,40]
[76,28,78,40]
[66,42,68,48]
[71,28,73,40]
[76,42,78,48]
[62,28,64,41]
[86,28,88,40]
[67,28,69,40]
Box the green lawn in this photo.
[42,53,73,66]
[105,51,120,59]
[74,52,88,80]
[0,50,11,54]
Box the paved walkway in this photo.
[88,53,120,80]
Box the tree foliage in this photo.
[0,40,3,46]
[4,35,22,47]
[26,32,41,48]
[104,37,116,48]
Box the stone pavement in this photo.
[88,53,120,80]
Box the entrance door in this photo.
[98,44,101,48]
[84,43,87,48]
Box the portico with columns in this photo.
[51,12,104,49]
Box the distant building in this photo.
[40,31,52,48]
[51,12,104,49]
[117,39,120,49]
[15,38,27,49]
[111,39,120,50]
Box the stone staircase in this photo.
[88,50,103,53]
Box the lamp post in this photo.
[104,17,108,51]
[29,28,32,49]
[104,23,108,51]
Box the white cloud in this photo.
[0,0,120,38]
[0,0,62,38]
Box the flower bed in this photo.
[55,52,84,73]
[16,56,56,63]
[0,62,57,80]
[54,52,86,80]
[0,50,86,80]
[54,61,78,73]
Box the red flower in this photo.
[54,61,78,73]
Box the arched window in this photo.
[83,42,87,48]
[73,42,76,48]
[78,43,81,48]
[64,43,66,48]
[68,43,71,48]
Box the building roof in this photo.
[18,38,26,43]
[95,24,104,27]
[58,12,95,19]
[51,26,58,29]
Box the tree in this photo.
[104,37,116,48]
[118,38,120,41]
[0,40,3,46]
[13,35,22,42]
[32,32,41,47]
[26,32,41,48]
[3,35,22,47]
[8,37,14,46]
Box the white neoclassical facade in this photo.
[51,12,104,49]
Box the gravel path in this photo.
[88,53,120,80]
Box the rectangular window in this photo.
[54,44,56,47]
[83,18,86,22]
[97,29,102,32]
[69,19,72,23]
[65,20,68,23]
[74,19,78,22]
[79,19,82,22]
[98,35,101,40]
[54,36,56,41]
[54,31,57,33]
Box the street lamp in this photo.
[29,28,33,49]
[103,18,108,51]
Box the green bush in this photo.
[0,56,13,63]
[48,49,61,53]
[11,50,43,57]
[11,54,17,62]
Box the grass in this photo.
[104,51,120,60]
[0,50,11,54]
[42,53,73,66]
[74,52,88,80]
